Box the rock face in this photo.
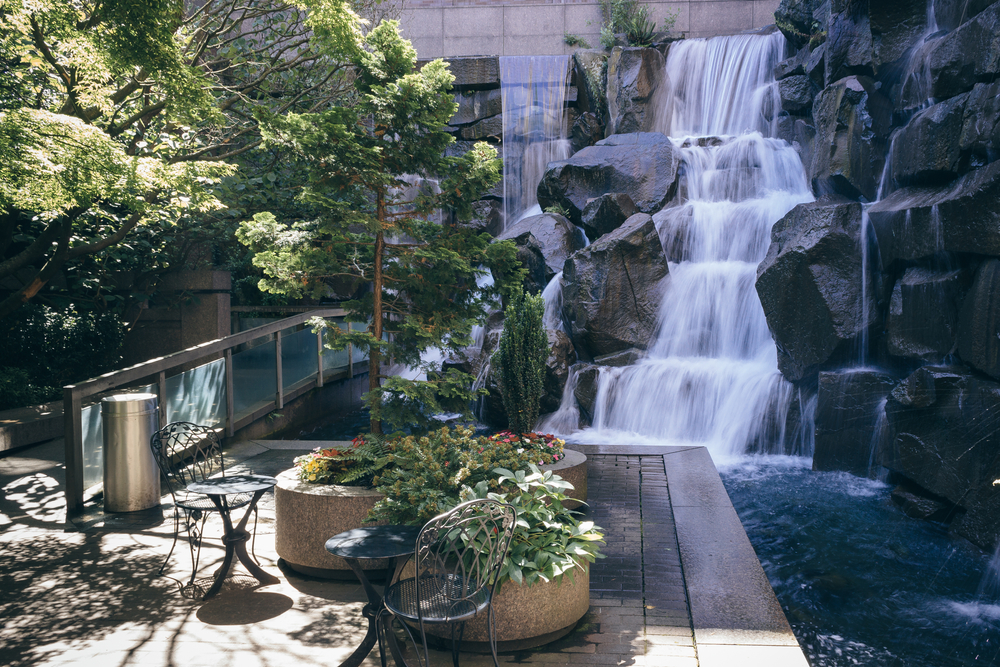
[958,259,1000,380]
[778,75,816,114]
[580,193,638,242]
[570,112,603,154]
[825,5,873,83]
[884,364,1000,549]
[450,89,502,127]
[605,47,665,136]
[810,75,891,201]
[541,329,576,415]
[775,0,828,48]
[867,160,1000,267]
[889,94,967,186]
[497,213,587,281]
[537,133,680,224]
[915,2,1000,103]
[563,214,669,359]
[813,369,896,477]
[869,0,932,69]
[572,363,600,424]
[887,267,967,363]
[756,199,877,381]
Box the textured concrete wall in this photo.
[399,0,781,59]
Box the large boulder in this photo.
[778,75,816,114]
[958,259,1000,380]
[884,364,1000,549]
[825,3,874,83]
[813,369,897,477]
[574,50,608,124]
[572,363,601,425]
[497,213,587,281]
[867,160,1000,267]
[933,0,997,31]
[563,214,669,359]
[756,198,878,381]
[810,75,892,202]
[580,193,638,242]
[869,0,933,70]
[605,47,665,136]
[570,112,604,155]
[444,56,500,90]
[887,267,968,363]
[537,133,681,224]
[775,0,828,49]
[541,329,577,415]
[888,93,967,187]
[960,82,1000,170]
[449,89,502,127]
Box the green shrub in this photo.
[292,435,391,486]
[493,288,548,435]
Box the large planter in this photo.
[541,448,588,509]
[274,468,385,578]
[420,564,590,652]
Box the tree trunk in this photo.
[369,191,386,435]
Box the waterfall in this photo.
[500,56,572,227]
[555,32,815,460]
[541,271,565,332]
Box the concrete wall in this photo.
[399,0,781,59]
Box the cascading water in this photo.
[500,56,572,227]
[555,31,815,460]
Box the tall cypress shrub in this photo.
[494,288,548,434]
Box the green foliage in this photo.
[460,466,605,587]
[543,203,571,218]
[563,33,591,49]
[598,0,676,48]
[238,19,524,433]
[293,434,392,486]
[494,288,548,435]
[0,367,55,411]
[367,426,562,525]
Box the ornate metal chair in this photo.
[149,422,257,587]
[378,499,517,667]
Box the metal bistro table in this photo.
[326,525,422,667]
[185,474,280,599]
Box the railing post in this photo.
[157,371,167,428]
[63,388,84,519]
[316,324,325,388]
[348,322,354,378]
[225,348,235,437]
[275,330,284,410]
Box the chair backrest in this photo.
[149,422,224,498]
[414,499,516,620]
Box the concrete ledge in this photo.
[0,402,62,453]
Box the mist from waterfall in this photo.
[500,56,572,227]
[558,32,816,460]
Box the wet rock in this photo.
[652,208,691,262]
[774,46,811,80]
[775,116,817,176]
[779,75,816,114]
[594,348,642,367]
[563,214,669,359]
[444,56,500,90]
[775,0,828,49]
[461,199,504,237]
[605,47,665,136]
[917,2,1000,102]
[884,364,1000,549]
[813,369,897,477]
[459,114,502,141]
[501,232,548,295]
[958,259,1000,380]
[891,482,958,522]
[756,198,878,381]
[573,50,608,125]
[572,363,601,423]
[542,329,577,415]
[825,4,873,82]
[886,267,967,363]
[498,213,587,282]
[810,75,891,202]
[933,0,997,31]
[570,112,604,154]
[805,43,827,87]
[450,89,502,126]
[889,94,967,187]
[867,160,1000,267]
[869,0,932,70]
[537,132,681,224]
[960,82,1000,171]
[580,193,638,242]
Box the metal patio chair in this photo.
[149,421,258,587]
[378,499,517,667]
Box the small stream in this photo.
[721,457,1000,666]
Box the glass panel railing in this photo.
[232,338,277,420]
[282,327,319,392]
[166,358,226,427]
[322,321,351,373]
[352,322,370,363]
[81,402,103,492]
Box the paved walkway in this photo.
[0,439,807,667]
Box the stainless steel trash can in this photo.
[102,393,161,512]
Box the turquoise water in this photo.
[721,457,1000,666]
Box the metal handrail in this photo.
[63,308,358,516]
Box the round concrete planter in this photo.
[273,468,385,578]
[540,448,587,510]
[421,564,590,652]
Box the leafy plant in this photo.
[293,434,392,486]
[598,0,676,48]
[367,426,562,525]
[459,466,605,587]
[488,431,565,462]
[493,288,548,435]
[626,5,657,47]
[543,203,571,218]
[563,33,591,49]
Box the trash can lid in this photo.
[101,393,158,415]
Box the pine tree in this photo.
[237,8,522,434]
[494,288,549,434]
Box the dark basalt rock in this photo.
[883,364,1000,549]
[652,208,691,263]
[443,56,500,90]
[825,4,874,82]
[537,132,681,224]
[887,267,967,363]
[570,112,604,154]
[500,231,548,296]
[497,213,587,282]
[775,116,817,176]
[891,482,959,522]
[756,198,878,381]
[959,82,1000,171]
[605,47,665,136]
[810,75,891,202]
[775,0,828,49]
[574,50,608,124]
[806,43,827,87]
[462,199,504,237]
[572,363,600,424]
[813,369,897,477]
[778,75,816,114]
[563,214,669,359]
[450,89,502,127]
[870,0,933,70]
[459,114,502,141]
[888,93,967,187]
[958,259,1000,381]
[593,348,643,367]
[580,193,638,242]
[541,329,577,415]
[774,46,811,80]
[867,160,1000,267]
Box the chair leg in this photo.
[184,511,208,587]
[488,606,501,667]
[158,507,182,576]
[451,622,466,667]
[250,506,259,565]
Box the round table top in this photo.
[187,474,278,496]
[326,525,421,560]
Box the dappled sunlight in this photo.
[1,472,66,526]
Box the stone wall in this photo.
[400,0,781,59]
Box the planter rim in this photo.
[275,467,382,498]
